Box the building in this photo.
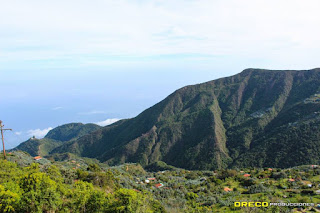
[34,156,42,160]
[155,183,164,188]
[148,177,156,181]
[224,187,232,192]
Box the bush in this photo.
[247,184,269,194]
[19,172,62,212]
[0,184,20,212]
[217,169,237,180]
[271,172,287,180]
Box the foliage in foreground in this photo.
[0,157,164,213]
[2,151,320,212]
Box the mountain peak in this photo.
[45,123,100,142]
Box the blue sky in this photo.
[1,0,320,148]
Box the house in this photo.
[148,177,156,181]
[315,190,320,195]
[34,156,42,160]
[224,187,232,192]
[145,179,150,183]
[243,174,251,177]
[268,168,273,171]
[288,178,295,182]
[155,183,164,188]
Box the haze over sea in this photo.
[1,0,320,148]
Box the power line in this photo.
[0,120,12,160]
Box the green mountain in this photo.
[13,138,62,157]
[14,123,101,156]
[45,123,101,142]
[50,69,320,170]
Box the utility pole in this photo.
[0,121,12,160]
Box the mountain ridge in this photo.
[16,68,320,170]
[14,123,101,156]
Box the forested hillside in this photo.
[49,69,320,170]
[13,123,101,157]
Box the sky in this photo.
[1,0,320,148]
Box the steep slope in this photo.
[13,138,62,157]
[14,123,101,156]
[45,123,101,141]
[52,68,320,170]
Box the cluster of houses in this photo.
[136,177,164,188]
[223,166,320,193]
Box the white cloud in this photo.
[95,118,120,126]
[14,132,22,136]
[1,0,320,70]
[52,106,63,110]
[27,127,53,138]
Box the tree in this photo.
[19,172,61,212]
[0,184,20,212]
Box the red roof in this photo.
[288,178,295,182]
[224,187,232,192]
[243,174,251,177]
[148,178,156,180]
[34,156,42,160]
[155,183,163,188]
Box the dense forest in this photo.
[1,151,320,212]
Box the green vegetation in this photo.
[45,123,101,142]
[1,151,320,212]
[43,69,320,170]
[0,152,164,212]
[9,68,320,212]
[13,123,101,157]
[12,138,62,157]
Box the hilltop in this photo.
[13,123,101,156]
